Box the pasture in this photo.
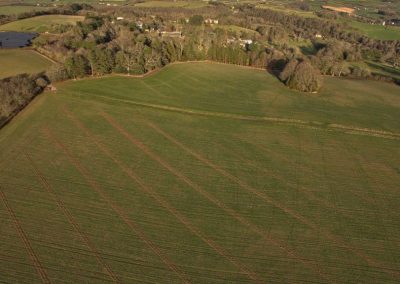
[344,20,400,40]
[0,15,84,33]
[0,49,53,78]
[135,0,208,9]
[0,62,400,283]
[0,5,50,16]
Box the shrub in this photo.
[282,60,323,93]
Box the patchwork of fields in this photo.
[0,63,400,283]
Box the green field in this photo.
[0,15,84,33]
[1,62,400,283]
[344,20,400,40]
[135,0,208,9]
[0,5,50,15]
[0,49,53,78]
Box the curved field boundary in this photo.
[0,189,50,283]
[87,94,400,141]
[100,111,338,283]
[142,120,400,280]
[24,152,120,283]
[61,106,264,284]
[42,127,191,284]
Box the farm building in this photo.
[204,18,219,24]
[160,31,183,38]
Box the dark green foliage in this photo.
[189,15,204,26]
[88,48,115,76]
[65,54,90,79]
[280,60,323,92]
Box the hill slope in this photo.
[0,62,399,283]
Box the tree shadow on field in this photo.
[266,58,286,83]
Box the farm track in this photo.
[213,140,384,234]
[24,153,120,283]
[42,127,192,284]
[61,106,264,284]
[100,111,338,283]
[143,120,400,280]
[85,94,400,141]
[231,132,399,222]
[0,189,50,283]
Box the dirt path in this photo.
[62,106,263,284]
[0,189,50,284]
[25,152,120,283]
[87,94,400,141]
[144,120,400,280]
[101,111,338,283]
[42,127,191,284]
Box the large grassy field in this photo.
[0,49,53,78]
[0,5,50,16]
[0,62,400,283]
[344,20,400,40]
[135,0,208,9]
[0,15,84,33]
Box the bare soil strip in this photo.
[101,111,338,283]
[62,107,263,284]
[144,120,400,280]
[42,127,192,284]
[0,189,50,283]
[24,152,120,283]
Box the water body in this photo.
[0,31,37,48]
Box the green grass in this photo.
[0,49,53,78]
[343,19,400,40]
[0,15,84,33]
[135,0,208,9]
[0,62,400,283]
[0,5,50,15]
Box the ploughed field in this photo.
[1,62,400,283]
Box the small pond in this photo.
[0,31,37,48]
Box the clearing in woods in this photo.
[0,62,400,283]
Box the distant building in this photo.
[204,18,219,24]
[136,21,143,29]
[315,34,322,38]
[116,17,124,21]
[160,31,183,38]
[239,39,253,46]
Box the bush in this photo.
[0,73,49,124]
[46,64,70,82]
[280,60,323,93]
[350,66,371,78]
[189,15,204,26]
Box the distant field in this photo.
[135,0,208,8]
[0,15,84,33]
[0,62,400,283]
[345,20,400,40]
[0,49,53,78]
[0,5,50,15]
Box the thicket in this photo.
[0,73,49,125]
